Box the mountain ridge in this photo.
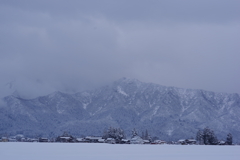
[0,78,239,142]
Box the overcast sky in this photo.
[0,0,240,98]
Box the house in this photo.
[39,138,49,142]
[1,137,9,142]
[151,140,166,144]
[32,139,39,142]
[143,140,150,144]
[55,132,76,143]
[130,136,144,144]
[121,139,130,144]
[185,139,196,145]
[55,132,75,142]
[58,136,73,142]
[76,138,86,143]
[85,136,103,143]
[27,138,38,142]
[8,138,17,142]
[219,141,226,145]
[21,138,27,142]
[178,139,196,145]
[98,138,105,143]
[106,138,116,144]
[178,139,186,145]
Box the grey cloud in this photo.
[2,0,239,23]
[0,0,239,98]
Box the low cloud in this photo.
[0,0,239,98]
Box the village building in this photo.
[106,138,116,144]
[185,139,197,145]
[76,138,86,143]
[39,138,49,142]
[8,138,17,142]
[121,139,130,144]
[55,132,75,143]
[152,140,166,144]
[1,137,9,142]
[130,136,144,144]
[178,139,186,145]
[143,140,150,144]
[178,139,197,145]
[27,138,38,142]
[85,136,103,143]
[21,138,27,142]
[58,136,74,142]
[219,141,226,145]
[98,138,105,143]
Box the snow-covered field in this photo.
[1,143,239,160]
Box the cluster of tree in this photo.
[103,127,153,143]
[131,128,138,137]
[196,127,232,145]
[141,129,152,142]
[132,128,153,141]
[103,127,126,143]
[226,133,233,145]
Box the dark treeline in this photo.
[196,127,233,145]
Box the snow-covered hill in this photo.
[0,78,240,142]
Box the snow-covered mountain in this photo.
[0,78,240,142]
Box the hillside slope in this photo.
[1,78,239,142]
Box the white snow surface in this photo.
[1,143,239,160]
[82,103,88,109]
[117,86,128,96]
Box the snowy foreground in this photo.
[1,143,240,160]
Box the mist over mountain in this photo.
[0,78,239,142]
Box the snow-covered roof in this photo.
[153,140,166,144]
[8,138,17,141]
[131,136,143,141]
[15,134,24,137]
[98,139,105,142]
[60,137,71,139]
[85,136,102,140]
[130,136,144,144]
[178,139,186,142]
[76,138,84,141]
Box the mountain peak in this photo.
[114,77,143,86]
[46,91,68,98]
